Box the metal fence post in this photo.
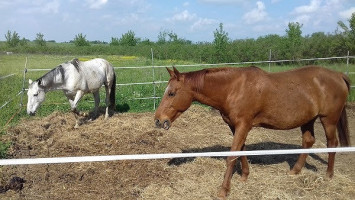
[268,49,271,72]
[347,51,349,76]
[151,48,156,110]
[20,57,28,107]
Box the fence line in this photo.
[0,90,23,110]
[1,54,355,112]
[0,73,15,80]
[1,147,355,166]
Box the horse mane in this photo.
[36,65,65,87]
[71,58,80,71]
[183,66,262,91]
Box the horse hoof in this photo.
[288,170,299,175]
[326,172,334,179]
[217,188,228,200]
[240,175,248,182]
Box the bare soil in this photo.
[1,105,354,200]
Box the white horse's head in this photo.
[27,79,45,116]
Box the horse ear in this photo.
[29,79,33,84]
[166,67,179,80]
[166,66,180,80]
[37,79,42,85]
[173,66,180,81]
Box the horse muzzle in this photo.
[155,119,171,130]
[28,111,36,116]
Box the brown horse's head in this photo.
[155,67,194,130]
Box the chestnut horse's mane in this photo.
[183,66,261,91]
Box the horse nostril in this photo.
[29,112,36,116]
[155,119,161,128]
[163,120,171,130]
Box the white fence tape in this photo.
[1,147,354,166]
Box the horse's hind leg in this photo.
[92,91,100,119]
[320,116,339,178]
[290,119,316,175]
[104,85,111,119]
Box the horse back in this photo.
[65,58,115,92]
[251,66,349,129]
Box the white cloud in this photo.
[18,0,60,14]
[339,7,355,19]
[191,18,218,31]
[243,1,268,24]
[198,0,244,4]
[166,10,197,22]
[86,0,108,9]
[292,0,321,14]
[293,14,311,25]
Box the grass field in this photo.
[1,54,355,158]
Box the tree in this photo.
[119,30,138,46]
[213,23,229,63]
[73,33,90,46]
[157,30,168,44]
[19,37,29,46]
[35,32,46,46]
[337,12,355,54]
[285,22,303,59]
[110,37,120,46]
[5,30,20,47]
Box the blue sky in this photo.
[1,0,354,43]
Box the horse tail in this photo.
[110,71,116,111]
[342,73,351,92]
[337,73,351,147]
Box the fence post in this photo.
[346,51,349,76]
[19,57,28,107]
[151,48,156,110]
[268,49,271,72]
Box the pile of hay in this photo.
[1,105,354,199]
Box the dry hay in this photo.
[1,105,355,200]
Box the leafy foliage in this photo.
[285,22,303,59]
[73,33,90,47]
[337,13,355,54]
[35,32,46,46]
[213,23,229,63]
[118,30,139,46]
[5,30,20,47]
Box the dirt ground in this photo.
[1,104,354,200]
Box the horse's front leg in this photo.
[220,112,250,181]
[69,91,85,128]
[218,121,251,199]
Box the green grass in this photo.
[1,54,355,158]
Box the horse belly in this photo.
[253,100,318,130]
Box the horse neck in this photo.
[187,69,233,110]
[40,67,66,92]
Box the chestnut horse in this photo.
[154,66,351,199]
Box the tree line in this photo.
[1,13,354,64]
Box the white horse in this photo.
[27,58,116,127]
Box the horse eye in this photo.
[34,93,38,97]
[168,92,175,97]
